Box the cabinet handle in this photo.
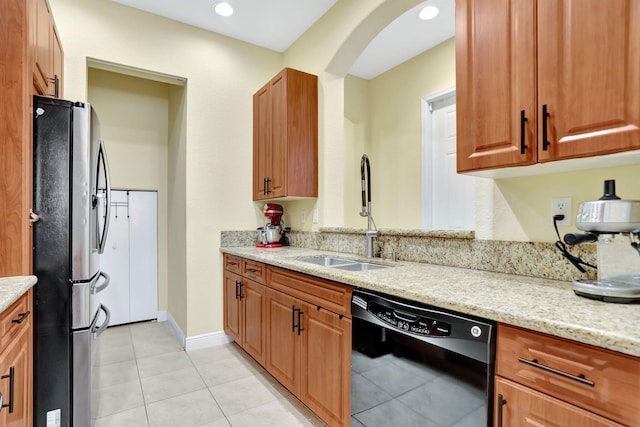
[542,104,550,151]
[496,393,506,427]
[264,177,271,195]
[247,268,258,273]
[296,308,304,336]
[520,110,528,154]
[228,261,238,266]
[291,305,296,332]
[49,75,59,98]
[291,306,304,335]
[518,357,595,386]
[235,280,243,301]
[11,311,30,324]
[1,367,15,413]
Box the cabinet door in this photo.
[253,84,272,200]
[51,25,63,98]
[223,270,242,343]
[300,303,351,427]
[268,72,287,198]
[537,0,640,161]
[0,305,32,427]
[33,0,51,95]
[265,288,300,394]
[456,0,537,172]
[242,279,266,366]
[495,377,624,427]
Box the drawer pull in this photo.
[11,311,30,324]
[247,268,259,273]
[518,357,595,387]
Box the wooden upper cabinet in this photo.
[253,68,318,201]
[33,0,52,95]
[456,0,640,173]
[51,25,63,98]
[456,0,537,171]
[537,0,640,161]
[33,0,63,98]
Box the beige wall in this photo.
[50,0,283,336]
[87,69,170,313]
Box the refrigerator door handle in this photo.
[97,140,112,254]
[92,305,110,338]
[92,271,111,294]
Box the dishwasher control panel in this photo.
[370,302,451,336]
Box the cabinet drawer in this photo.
[267,267,352,317]
[223,254,242,273]
[0,291,32,350]
[243,259,266,284]
[497,324,640,426]
[495,377,624,427]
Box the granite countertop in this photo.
[0,276,37,313]
[221,246,640,358]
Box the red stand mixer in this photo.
[257,203,288,248]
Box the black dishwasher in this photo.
[351,288,495,427]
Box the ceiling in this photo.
[112,0,455,80]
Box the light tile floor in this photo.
[94,321,327,427]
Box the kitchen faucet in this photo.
[360,154,379,258]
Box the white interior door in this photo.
[99,190,158,326]
[100,190,130,325]
[423,90,475,230]
[129,191,158,323]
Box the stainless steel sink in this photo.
[297,256,357,267]
[332,262,388,271]
[297,256,390,271]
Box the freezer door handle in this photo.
[92,305,110,338]
[92,271,111,294]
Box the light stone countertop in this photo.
[221,246,640,358]
[0,276,37,313]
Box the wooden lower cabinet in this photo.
[0,291,33,427]
[265,288,300,393]
[265,288,351,427]
[495,324,639,426]
[223,269,242,343]
[495,377,624,427]
[242,279,266,365]
[300,301,351,427]
[224,256,352,427]
[222,266,267,365]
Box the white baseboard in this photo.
[157,310,232,351]
[185,331,233,351]
[158,310,186,349]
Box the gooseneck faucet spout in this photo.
[360,154,379,258]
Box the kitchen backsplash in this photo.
[220,228,597,282]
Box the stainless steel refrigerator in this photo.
[32,95,112,427]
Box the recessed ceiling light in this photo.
[214,2,234,17]
[418,5,439,21]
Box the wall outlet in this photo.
[301,210,306,223]
[312,209,319,224]
[551,197,572,226]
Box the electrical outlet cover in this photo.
[551,197,572,226]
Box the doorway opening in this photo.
[422,88,475,230]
